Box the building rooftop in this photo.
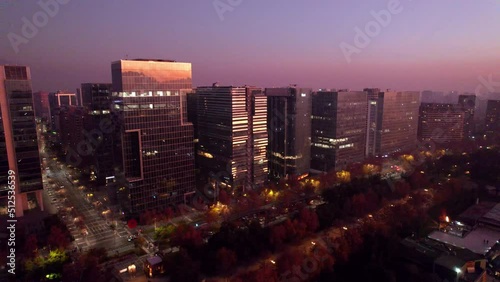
[479,203,500,228]
[428,226,500,255]
[131,59,176,62]
[434,255,466,270]
[458,202,497,226]
[146,256,162,266]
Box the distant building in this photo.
[310,90,367,173]
[32,91,51,123]
[195,85,268,192]
[458,95,476,138]
[111,59,196,216]
[365,89,420,157]
[266,86,312,180]
[399,238,487,282]
[80,83,116,187]
[0,65,44,217]
[418,103,465,143]
[420,90,456,104]
[52,91,78,107]
[186,92,199,171]
[485,100,500,135]
[59,105,87,157]
[48,91,78,132]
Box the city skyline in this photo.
[0,1,499,93]
[1,2,500,281]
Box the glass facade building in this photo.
[418,103,465,143]
[0,65,43,217]
[311,91,368,173]
[111,60,195,215]
[266,87,312,180]
[366,90,420,157]
[80,83,116,187]
[196,86,267,193]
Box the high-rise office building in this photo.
[485,100,500,135]
[59,105,87,156]
[266,86,312,180]
[458,95,476,138]
[311,91,368,173]
[111,59,195,215]
[81,83,113,112]
[48,91,78,132]
[0,65,43,217]
[418,103,465,143]
[365,90,420,157]
[195,85,268,192]
[80,83,116,187]
[33,91,51,124]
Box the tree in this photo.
[247,263,279,282]
[169,250,200,282]
[269,224,287,250]
[351,194,367,217]
[332,237,351,263]
[365,188,380,213]
[165,207,174,220]
[48,226,69,250]
[24,234,38,258]
[216,247,238,274]
[218,190,230,205]
[276,249,304,274]
[62,262,81,282]
[394,181,411,199]
[171,225,203,250]
[87,247,108,263]
[304,183,316,195]
[299,207,319,232]
[408,169,430,189]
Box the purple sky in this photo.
[0,0,499,93]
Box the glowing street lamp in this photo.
[454,267,461,282]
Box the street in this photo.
[42,155,134,255]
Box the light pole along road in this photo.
[43,156,133,255]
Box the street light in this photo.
[454,267,461,282]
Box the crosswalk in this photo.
[88,225,113,234]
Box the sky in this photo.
[0,0,499,93]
